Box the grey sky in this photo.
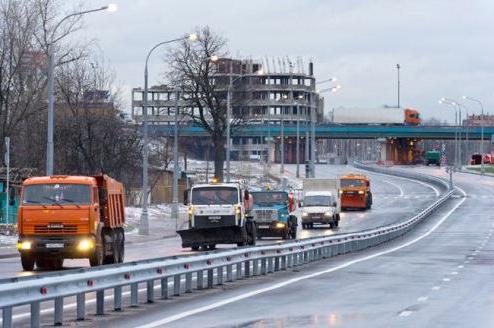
[74,0,494,122]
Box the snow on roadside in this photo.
[0,234,17,247]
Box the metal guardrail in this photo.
[0,165,454,328]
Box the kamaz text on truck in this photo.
[178,182,256,250]
[251,190,297,240]
[339,173,372,210]
[300,178,341,229]
[17,175,125,271]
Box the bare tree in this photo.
[167,26,234,181]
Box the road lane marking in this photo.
[382,180,404,197]
[457,265,464,269]
[399,310,413,317]
[140,187,467,327]
[417,296,428,302]
[443,278,451,282]
[432,286,441,291]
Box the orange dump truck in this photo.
[339,174,372,210]
[17,175,125,271]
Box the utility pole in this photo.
[396,64,400,108]
[172,90,180,232]
[4,137,9,225]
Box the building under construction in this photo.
[131,57,323,163]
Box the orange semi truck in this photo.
[17,175,125,271]
[339,174,372,210]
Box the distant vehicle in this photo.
[470,153,493,165]
[339,174,372,210]
[17,175,126,271]
[251,190,297,240]
[178,181,256,250]
[300,178,341,229]
[329,107,421,125]
[248,154,261,161]
[425,151,441,166]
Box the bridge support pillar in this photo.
[381,137,420,164]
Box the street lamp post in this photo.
[46,4,117,175]
[463,96,485,175]
[439,98,461,168]
[139,33,198,236]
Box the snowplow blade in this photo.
[177,226,246,248]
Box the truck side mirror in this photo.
[8,188,15,206]
[183,189,189,206]
[244,190,250,201]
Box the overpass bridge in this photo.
[150,124,494,140]
[150,124,494,164]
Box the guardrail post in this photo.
[96,290,105,315]
[281,255,287,270]
[161,277,169,299]
[114,286,122,311]
[31,301,40,328]
[267,257,274,273]
[207,269,214,288]
[217,267,224,285]
[54,296,63,325]
[274,256,280,271]
[244,261,251,277]
[186,272,193,292]
[174,274,181,296]
[227,264,233,282]
[236,263,242,280]
[261,258,267,275]
[130,283,138,307]
[76,293,85,320]
[3,306,12,328]
[147,280,154,302]
[253,259,259,276]
[197,271,204,290]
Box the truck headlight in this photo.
[276,222,285,229]
[235,205,242,216]
[188,206,194,218]
[17,241,32,250]
[302,212,308,217]
[324,211,333,216]
[358,190,365,195]
[77,239,94,251]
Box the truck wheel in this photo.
[302,223,307,229]
[191,246,200,251]
[118,229,125,263]
[208,244,217,250]
[90,241,104,267]
[103,230,118,265]
[21,253,35,271]
[237,242,245,247]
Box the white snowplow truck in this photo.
[178,182,256,250]
[300,178,341,229]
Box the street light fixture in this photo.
[139,33,199,236]
[463,96,485,175]
[46,4,117,176]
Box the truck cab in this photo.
[300,178,341,229]
[178,182,256,250]
[339,174,372,210]
[251,190,297,240]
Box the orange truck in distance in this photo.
[339,174,372,210]
[17,175,125,271]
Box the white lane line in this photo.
[417,296,428,302]
[139,187,467,328]
[443,278,451,282]
[457,265,464,269]
[450,271,458,275]
[399,310,413,317]
[361,170,440,197]
[432,286,441,291]
[383,180,404,197]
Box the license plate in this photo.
[312,217,320,220]
[258,225,270,229]
[46,243,64,248]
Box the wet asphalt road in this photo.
[0,164,439,279]
[5,165,466,328]
[94,166,493,328]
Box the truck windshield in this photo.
[304,195,332,207]
[191,187,239,205]
[340,179,364,187]
[22,184,91,205]
[252,192,287,205]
